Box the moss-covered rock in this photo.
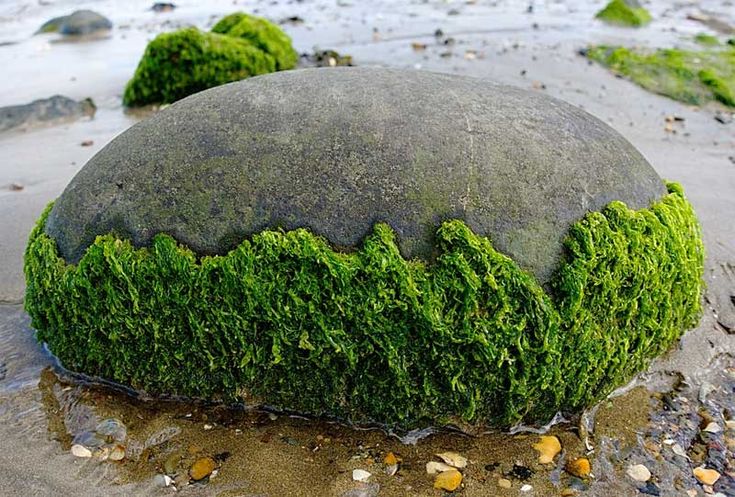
[26,68,705,428]
[211,13,298,70]
[24,183,703,428]
[123,13,296,106]
[587,45,735,107]
[123,28,276,107]
[595,0,651,27]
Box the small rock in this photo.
[703,422,722,433]
[561,489,579,497]
[672,443,689,459]
[521,484,533,492]
[566,457,591,478]
[95,418,126,442]
[9,183,23,191]
[426,461,455,474]
[108,444,125,461]
[154,474,174,487]
[81,140,94,147]
[352,469,372,482]
[627,464,651,482]
[37,10,112,36]
[434,469,462,491]
[411,42,427,51]
[71,444,92,458]
[693,467,721,485]
[435,451,468,468]
[533,435,561,464]
[189,457,217,481]
[498,478,512,488]
[203,423,213,430]
[151,3,176,12]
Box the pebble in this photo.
[154,474,174,487]
[108,444,126,461]
[189,457,217,481]
[693,467,721,485]
[498,478,512,488]
[426,461,455,474]
[436,451,468,468]
[533,435,561,464]
[627,464,652,482]
[521,484,533,492]
[703,422,722,433]
[566,457,591,478]
[434,469,462,491]
[95,418,126,442]
[561,489,579,496]
[352,469,372,482]
[71,444,92,458]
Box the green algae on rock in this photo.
[25,68,704,428]
[123,13,296,106]
[595,0,651,27]
[587,45,735,107]
[211,13,298,70]
[24,183,703,429]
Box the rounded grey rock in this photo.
[45,67,666,285]
[37,10,112,36]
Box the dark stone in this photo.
[45,68,666,285]
[151,3,176,13]
[37,10,112,36]
[0,95,95,133]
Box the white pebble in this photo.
[352,469,372,482]
[71,444,92,458]
[626,464,651,482]
[703,422,722,433]
[521,484,533,492]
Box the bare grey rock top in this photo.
[44,67,666,285]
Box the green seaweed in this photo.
[24,184,703,429]
[211,13,298,70]
[694,33,720,46]
[587,45,735,107]
[123,28,276,107]
[595,0,651,27]
[124,13,297,107]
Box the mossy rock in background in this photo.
[595,0,651,27]
[212,12,298,70]
[26,68,704,429]
[587,45,735,107]
[123,13,296,107]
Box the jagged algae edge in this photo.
[123,13,296,107]
[587,45,735,107]
[23,183,703,429]
[595,0,651,27]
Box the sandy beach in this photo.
[0,0,733,495]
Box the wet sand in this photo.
[1,0,734,496]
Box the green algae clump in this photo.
[587,45,735,107]
[24,183,703,429]
[595,0,651,27]
[123,13,296,107]
[212,13,298,70]
[694,33,720,46]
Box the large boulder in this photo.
[48,67,664,285]
[26,68,703,429]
